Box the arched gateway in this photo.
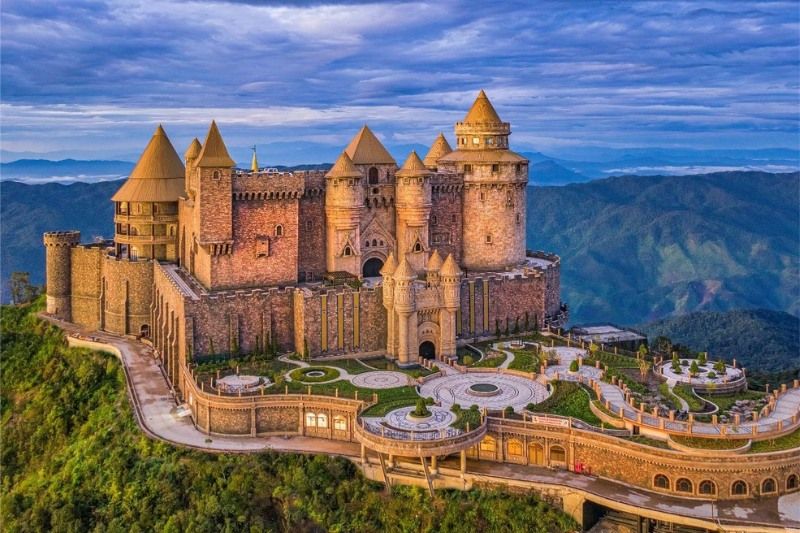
[419,341,436,360]
[362,257,384,277]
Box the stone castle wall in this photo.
[430,176,463,263]
[70,245,103,329]
[102,256,154,336]
[43,231,80,319]
[461,182,526,272]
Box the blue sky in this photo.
[1,0,798,165]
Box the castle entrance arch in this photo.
[419,341,436,360]
[362,257,383,277]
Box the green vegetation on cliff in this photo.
[1,300,575,532]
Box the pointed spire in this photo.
[423,133,452,168]
[184,138,202,161]
[250,145,259,172]
[325,151,361,179]
[464,89,502,123]
[396,150,432,177]
[344,125,396,165]
[426,249,443,271]
[380,252,397,276]
[393,256,416,280]
[197,120,235,168]
[440,253,463,278]
[112,124,185,202]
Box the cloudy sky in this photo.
[1,0,798,164]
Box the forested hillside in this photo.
[640,309,799,376]
[527,171,799,324]
[0,300,575,532]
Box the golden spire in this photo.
[426,249,443,271]
[440,253,463,277]
[344,125,396,165]
[463,89,502,123]
[396,150,431,177]
[197,120,235,168]
[325,151,361,179]
[184,138,202,161]
[423,133,452,168]
[380,252,397,276]
[250,145,259,172]
[112,124,185,202]
[393,256,416,280]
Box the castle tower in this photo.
[324,152,363,276]
[343,125,397,276]
[395,150,432,272]
[111,125,185,261]
[438,253,462,358]
[426,248,443,286]
[423,133,452,170]
[43,230,81,319]
[392,257,417,365]
[438,90,528,271]
[195,121,236,254]
[184,137,201,199]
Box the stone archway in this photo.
[362,257,384,277]
[419,341,436,360]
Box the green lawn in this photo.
[749,427,800,453]
[624,435,670,449]
[672,383,705,412]
[507,348,540,372]
[657,382,682,411]
[670,435,748,450]
[527,381,602,426]
[289,366,341,383]
[313,358,373,374]
[699,390,766,413]
[473,353,507,368]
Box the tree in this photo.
[589,342,600,359]
[714,359,726,373]
[689,360,700,377]
[569,360,579,372]
[8,272,39,305]
[463,355,474,366]
[637,343,648,360]
[697,351,707,364]
[638,358,651,380]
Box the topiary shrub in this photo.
[503,406,514,417]
[412,399,431,418]
[425,396,435,405]
[707,371,717,379]
[463,355,474,366]
[569,360,579,372]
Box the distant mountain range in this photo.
[640,309,799,376]
[527,171,800,324]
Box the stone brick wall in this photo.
[461,182,526,271]
[70,246,103,329]
[430,175,463,263]
[102,257,153,336]
[298,192,326,281]
[43,231,80,319]
[256,406,298,433]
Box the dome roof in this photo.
[111,125,185,202]
[426,249,443,271]
[423,133,452,168]
[463,90,502,124]
[325,151,361,179]
[197,121,235,168]
[396,150,431,177]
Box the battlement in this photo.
[43,230,81,247]
[430,172,464,193]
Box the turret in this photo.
[440,252,462,311]
[380,252,397,310]
[395,150,432,271]
[184,137,201,197]
[43,230,80,319]
[426,249,443,285]
[111,125,184,261]
[196,121,235,252]
[438,90,528,271]
[423,133,452,170]
[325,152,363,276]
[392,256,416,315]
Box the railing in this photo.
[354,416,488,456]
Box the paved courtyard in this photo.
[419,373,550,412]
[383,405,456,431]
[351,371,412,389]
[659,360,743,385]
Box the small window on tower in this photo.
[516,213,521,225]
[492,164,499,173]
[212,170,221,180]
[343,246,352,257]
[305,220,313,231]
[487,137,494,145]
[413,242,423,252]
[479,191,486,201]
[472,136,480,145]
[485,234,493,244]
[464,164,472,173]
[368,167,379,185]
[275,224,283,237]
[431,215,438,225]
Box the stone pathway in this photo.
[351,371,413,389]
[419,373,550,412]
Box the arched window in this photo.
[485,234,493,244]
[333,415,347,431]
[788,474,799,491]
[699,480,716,495]
[275,224,283,237]
[507,439,523,456]
[654,475,670,490]
[368,167,379,184]
[372,239,377,247]
[761,478,777,494]
[413,242,422,252]
[305,412,317,427]
[550,446,566,463]
[343,246,352,257]
[516,213,521,225]
[431,215,438,225]
[732,480,748,496]
[364,241,370,248]
[212,170,221,179]
[317,413,328,429]
[529,443,545,465]
[676,478,693,493]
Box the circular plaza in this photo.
[419,372,550,412]
[351,371,412,389]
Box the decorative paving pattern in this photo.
[659,361,743,385]
[217,374,267,392]
[383,405,456,431]
[350,371,412,389]
[419,373,550,412]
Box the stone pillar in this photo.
[397,312,410,365]
[460,450,467,475]
[430,455,438,475]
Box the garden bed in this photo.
[527,381,601,426]
[289,366,341,383]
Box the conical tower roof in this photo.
[426,249,443,271]
[344,125,396,165]
[423,133,452,168]
[250,147,259,172]
[325,151,361,179]
[197,121,235,168]
[396,150,431,177]
[463,90,502,124]
[112,125,186,202]
[440,253,463,277]
[184,138,202,161]
[393,256,416,280]
[380,252,397,276]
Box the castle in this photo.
[44,91,565,375]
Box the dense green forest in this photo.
[640,309,800,383]
[0,300,575,532]
[527,171,799,324]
